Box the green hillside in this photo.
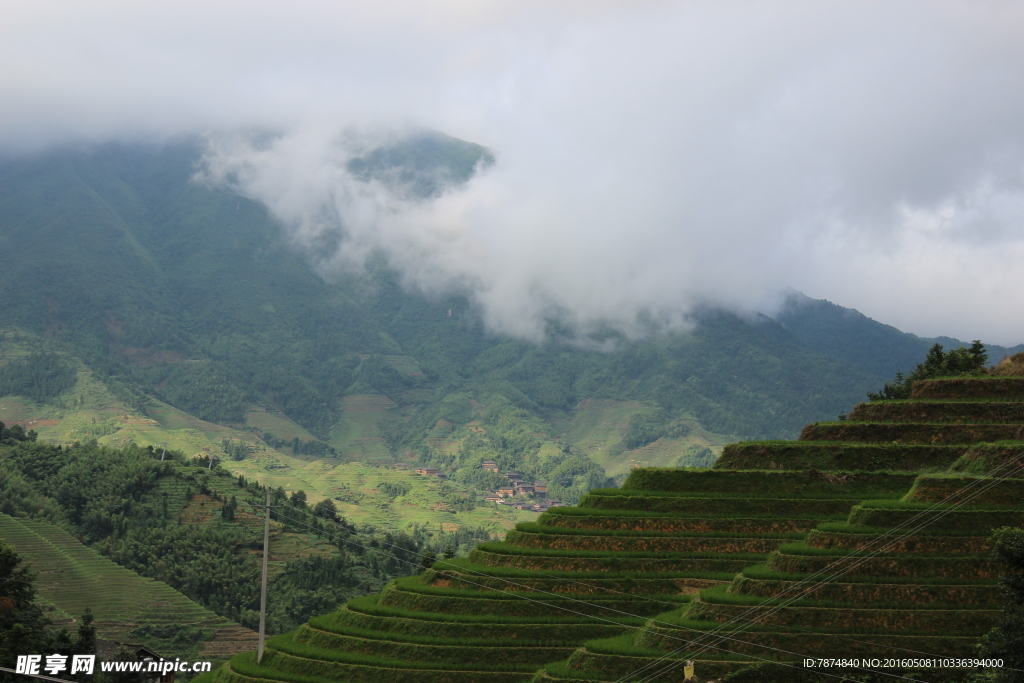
[0,431,534,646]
[0,513,256,658]
[205,366,1024,682]
[0,141,890,494]
[774,292,1024,380]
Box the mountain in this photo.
[0,137,1015,509]
[773,291,1024,379]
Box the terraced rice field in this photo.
[0,514,257,658]
[208,376,1024,683]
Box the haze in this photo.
[4,0,1024,344]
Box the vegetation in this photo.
[0,438,497,641]
[868,341,987,400]
[0,541,98,683]
[977,528,1024,682]
[0,352,77,404]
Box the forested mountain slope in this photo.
[0,138,1006,496]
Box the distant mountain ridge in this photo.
[773,291,1024,380]
[0,137,1020,498]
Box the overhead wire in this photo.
[242,451,1021,682]
[268,505,931,679]
[616,454,1024,681]
[264,507,930,683]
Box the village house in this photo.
[533,480,547,493]
[497,486,515,498]
[415,466,447,479]
[480,460,500,472]
[515,484,535,495]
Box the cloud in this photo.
[5,1,1024,344]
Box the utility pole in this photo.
[208,453,216,470]
[160,443,167,461]
[258,489,271,664]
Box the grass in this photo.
[265,633,547,672]
[552,398,733,477]
[695,584,988,611]
[290,626,576,666]
[577,495,854,518]
[306,618,608,647]
[387,575,692,603]
[715,441,968,471]
[430,557,737,581]
[473,541,768,561]
[799,422,1024,444]
[813,522,989,538]
[328,394,395,462]
[511,522,806,540]
[736,561,998,585]
[687,600,999,637]
[341,595,647,626]
[620,470,916,497]
[582,488,902,501]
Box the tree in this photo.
[312,498,339,522]
[868,341,988,401]
[979,528,1024,682]
[0,542,51,682]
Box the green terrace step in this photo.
[766,546,1002,580]
[716,442,966,471]
[563,645,756,681]
[222,650,535,683]
[695,583,989,611]
[847,502,1024,532]
[292,625,577,666]
[728,575,1004,608]
[634,621,983,660]
[799,422,1024,443]
[911,377,1024,400]
[686,598,999,636]
[204,369,1024,683]
[616,469,916,496]
[470,544,763,573]
[538,510,819,535]
[576,494,855,517]
[948,444,1024,475]
[805,529,992,555]
[427,570,724,596]
[503,528,786,554]
[0,513,255,654]
[324,604,637,643]
[849,400,1024,424]
[905,475,1024,505]
[376,581,682,618]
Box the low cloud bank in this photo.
[6,1,1024,343]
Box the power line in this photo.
[617,456,1024,682]
[266,508,928,683]
[246,460,1022,681]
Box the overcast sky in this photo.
[4,1,1024,345]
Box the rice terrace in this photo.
[5,8,1024,680]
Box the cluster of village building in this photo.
[410,460,563,512]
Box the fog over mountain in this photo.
[4,1,1024,344]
